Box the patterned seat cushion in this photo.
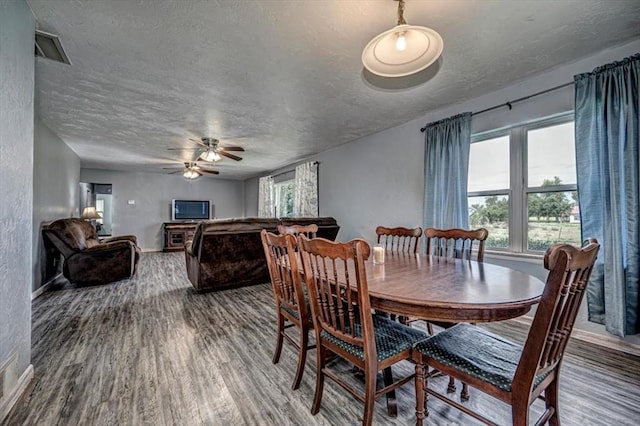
[280,302,313,325]
[321,315,427,362]
[414,323,549,392]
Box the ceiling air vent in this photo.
[35,30,71,65]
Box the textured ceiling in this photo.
[29,0,640,180]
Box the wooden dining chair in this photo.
[260,229,315,390]
[423,226,489,399]
[376,225,422,254]
[424,227,489,262]
[413,239,600,426]
[297,235,427,426]
[277,223,318,239]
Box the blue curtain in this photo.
[423,112,472,230]
[574,53,640,337]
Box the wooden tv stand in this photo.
[163,222,199,252]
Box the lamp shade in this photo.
[362,24,443,77]
[362,0,443,78]
[81,206,102,220]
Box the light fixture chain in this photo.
[396,0,407,25]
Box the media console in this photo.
[163,222,199,252]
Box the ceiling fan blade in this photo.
[189,138,209,147]
[167,170,183,174]
[167,148,200,151]
[200,169,220,175]
[221,146,245,152]
[219,151,243,161]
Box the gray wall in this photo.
[80,169,245,251]
[0,0,35,417]
[243,38,640,344]
[245,38,640,242]
[32,118,81,292]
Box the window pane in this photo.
[527,122,576,187]
[275,181,295,218]
[527,191,580,251]
[468,195,509,249]
[468,136,510,192]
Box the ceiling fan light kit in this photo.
[167,137,245,164]
[362,0,443,78]
[164,161,219,180]
[200,149,221,162]
[183,168,201,180]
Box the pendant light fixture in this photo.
[362,0,443,78]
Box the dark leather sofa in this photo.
[42,218,141,285]
[184,217,339,291]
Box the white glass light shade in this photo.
[362,24,443,77]
[183,169,201,180]
[199,149,221,162]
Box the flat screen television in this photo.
[171,199,210,221]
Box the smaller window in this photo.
[275,180,295,218]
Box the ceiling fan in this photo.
[168,137,245,162]
[163,162,219,180]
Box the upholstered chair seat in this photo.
[414,323,550,392]
[321,314,426,362]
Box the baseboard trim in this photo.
[0,364,34,423]
[510,316,640,357]
[31,273,62,300]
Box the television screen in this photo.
[172,200,210,221]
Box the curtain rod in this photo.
[270,161,319,179]
[419,81,574,133]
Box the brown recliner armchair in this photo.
[43,218,141,285]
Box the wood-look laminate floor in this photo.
[5,252,640,425]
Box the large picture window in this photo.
[468,114,579,253]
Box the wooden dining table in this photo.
[364,252,546,323]
[294,248,546,418]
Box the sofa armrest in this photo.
[101,235,138,245]
[86,240,135,254]
[185,240,194,256]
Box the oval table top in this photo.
[365,253,546,323]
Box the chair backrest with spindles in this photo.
[298,236,373,358]
[376,226,422,254]
[514,239,600,390]
[278,224,318,239]
[260,230,307,320]
[424,227,489,261]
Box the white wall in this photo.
[32,118,81,292]
[80,169,245,251]
[0,0,35,420]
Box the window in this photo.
[468,115,580,253]
[275,179,295,217]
